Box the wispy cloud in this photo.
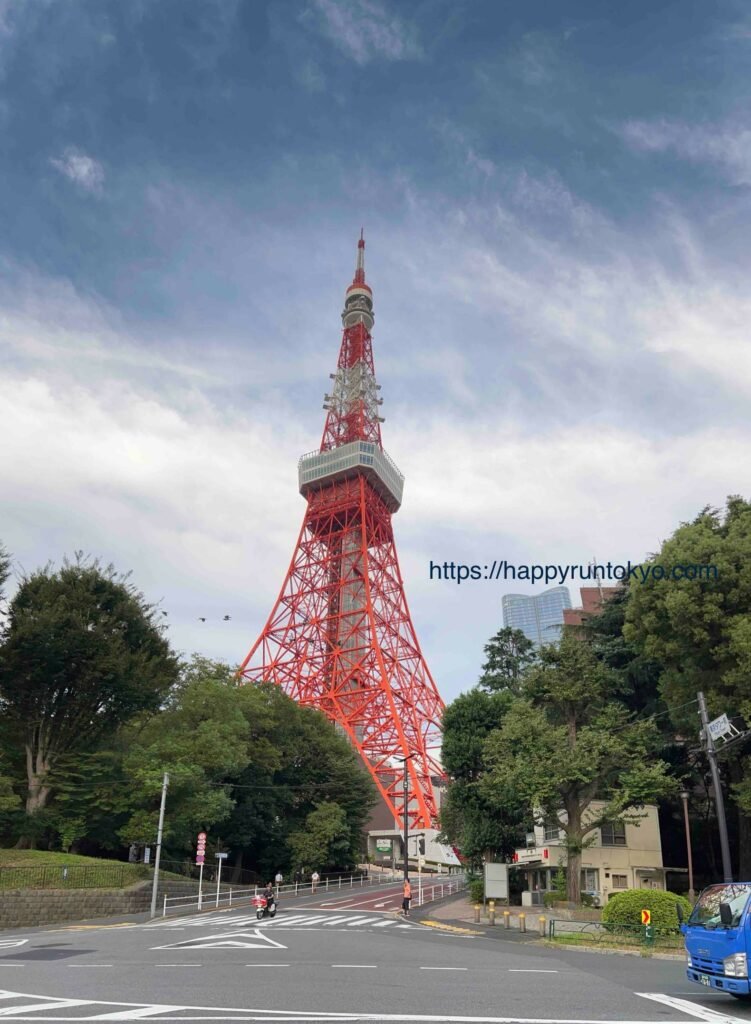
[305,0,421,65]
[50,146,105,195]
[619,118,751,186]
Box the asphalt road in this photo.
[1,890,750,1024]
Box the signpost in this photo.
[196,832,207,910]
[215,852,228,907]
[641,908,653,946]
[484,862,510,902]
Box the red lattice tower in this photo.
[238,233,444,830]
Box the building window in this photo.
[612,874,628,889]
[544,822,561,842]
[581,868,599,891]
[600,821,627,846]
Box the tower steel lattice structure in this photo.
[238,234,444,830]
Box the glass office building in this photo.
[501,586,572,646]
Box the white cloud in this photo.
[50,146,105,194]
[306,0,421,65]
[619,117,751,186]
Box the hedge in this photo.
[468,878,484,904]
[602,888,692,934]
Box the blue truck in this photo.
[682,883,751,1000]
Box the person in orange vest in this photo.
[402,877,412,917]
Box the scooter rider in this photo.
[264,881,276,911]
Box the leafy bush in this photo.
[544,891,566,908]
[580,892,595,908]
[602,888,692,934]
[468,878,484,904]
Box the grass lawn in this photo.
[0,849,187,890]
[548,931,685,954]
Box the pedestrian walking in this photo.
[402,877,412,917]
[311,870,320,894]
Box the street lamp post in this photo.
[680,790,695,903]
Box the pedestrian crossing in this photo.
[151,912,417,931]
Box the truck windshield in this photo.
[688,883,751,929]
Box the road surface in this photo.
[1,890,749,1023]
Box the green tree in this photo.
[118,658,259,852]
[438,688,526,866]
[223,685,375,879]
[478,626,537,693]
[483,632,674,903]
[624,496,751,875]
[0,556,179,837]
[288,802,351,872]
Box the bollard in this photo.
[229,888,233,906]
[503,910,511,929]
[488,900,496,926]
[162,894,167,918]
[519,912,526,933]
[474,903,481,924]
[538,915,546,936]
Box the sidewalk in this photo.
[414,894,541,942]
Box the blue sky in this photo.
[1,0,750,702]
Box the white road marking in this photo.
[152,930,286,951]
[87,1008,184,1020]
[636,992,746,1023]
[0,999,91,1016]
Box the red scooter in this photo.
[252,893,278,920]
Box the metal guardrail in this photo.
[162,870,465,917]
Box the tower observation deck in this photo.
[239,233,444,831]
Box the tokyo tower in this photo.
[239,234,444,831]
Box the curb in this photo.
[416,919,483,935]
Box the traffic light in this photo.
[418,837,425,855]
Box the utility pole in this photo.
[698,692,733,883]
[398,754,413,882]
[150,772,169,918]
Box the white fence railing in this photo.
[161,870,463,918]
[415,874,466,907]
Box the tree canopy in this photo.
[0,556,178,833]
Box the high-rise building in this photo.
[238,234,444,832]
[501,586,572,646]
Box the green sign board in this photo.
[375,839,392,853]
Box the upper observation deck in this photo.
[298,440,404,512]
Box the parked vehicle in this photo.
[681,882,751,999]
[252,893,278,920]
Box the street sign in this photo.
[641,909,651,925]
[708,713,733,743]
[196,832,206,866]
[215,852,228,859]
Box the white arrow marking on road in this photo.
[636,992,746,1024]
[151,930,286,951]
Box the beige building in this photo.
[513,801,665,907]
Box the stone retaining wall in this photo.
[0,879,247,930]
